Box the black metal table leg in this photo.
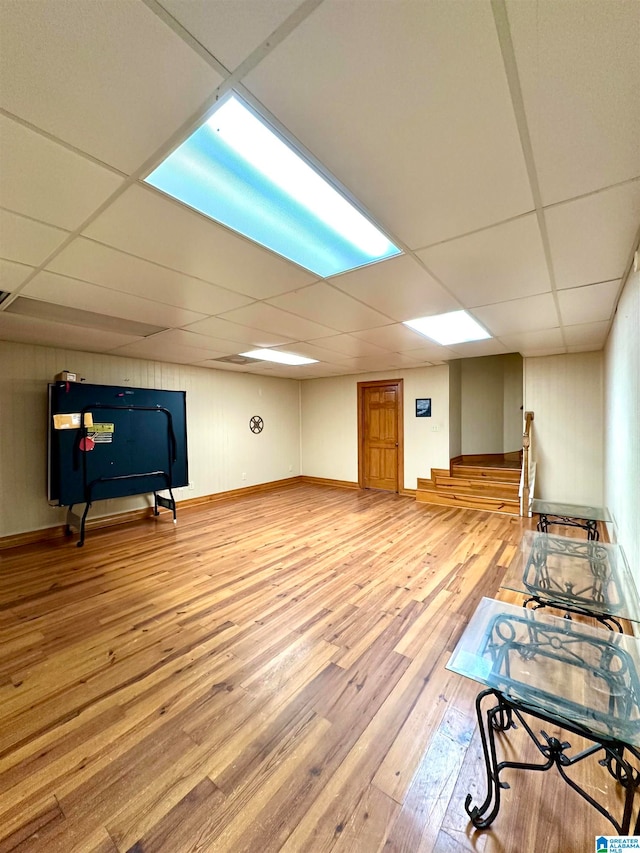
[465,688,640,834]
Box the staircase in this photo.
[416,454,521,515]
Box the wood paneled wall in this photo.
[524,351,604,506]
[0,341,301,538]
[605,269,640,592]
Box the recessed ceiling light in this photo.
[240,349,318,366]
[403,310,491,345]
[145,93,401,278]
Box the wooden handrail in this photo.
[521,411,534,516]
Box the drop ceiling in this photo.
[1,0,638,380]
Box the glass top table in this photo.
[532,499,611,540]
[501,530,639,629]
[446,597,640,833]
[447,597,640,747]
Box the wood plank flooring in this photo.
[0,484,633,852]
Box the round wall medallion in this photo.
[249,415,264,434]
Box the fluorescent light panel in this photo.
[145,94,401,277]
[240,349,318,366]
[403,310,491,345]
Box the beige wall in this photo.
[300,365,450,489]
[604,269,639,584]
[0,341,301,537]
[503,353,524,452]
[448,360,462,459]
[458,354,523,455]
[461,356,504,455]
[523,351,604,505]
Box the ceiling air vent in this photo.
[0,291,12,307]
[211,354,262,365]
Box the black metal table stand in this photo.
[466,687,640,835]
[537,512,599,540]
[66,472,176,546]
[522,594,624,632]
[518,532,625,630]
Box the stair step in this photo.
[416,486,520,515]
[451,464,521,483]
[432,474,520,498]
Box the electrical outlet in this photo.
[188,482,194,490]
[288,464,293,472]
[241,472,247,480]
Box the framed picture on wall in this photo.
[416,398,431,417]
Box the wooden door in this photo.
[358,380,403,492]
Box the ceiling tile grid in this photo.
[243,0,534,248]
[417,214,551,308]
[82,185,317,299]
[0,0,638,378]
[507,0,640,205]
[0,116,124,231]
[48,238,255,316]
[0,0,223,173]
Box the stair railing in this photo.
[520,411,535,517]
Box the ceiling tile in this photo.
[545,181,640,290]
[563,321,609,348]
[330,255,459,321]
[508,0,640,204]
[0,209,69,267]
[158,0,306,71]
[521,346,567,358]
[381,352,430,367]
[0,259,34,292]
[558,280,620,327]
[308,334,389,358]
[84,185,315,298]
[267,282,391,332]
[474,293,559,336]
[350,323,434,353]
[219,303,336,341]
[335,355,413,373]
[198,359,251,372]
[152,328,240,355]
[402,345,458,362]
[0,311,143,352]
[109,338,227,364]
[499,328,565,355]
[566,344,603,354]
[48,238,254,315]
[0,116,123,230]
[271,342,354,365]
[182,316,295,348]
[22,270,207,328]
[447,339,510,358]
[417,214,551,307]
[295,362,355,378]
[244,0,532,248]
[0,0,222,172]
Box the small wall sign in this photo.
[415,398,431,417]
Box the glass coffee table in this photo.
[501,530,639,632]
[447,598,640,834]
[533,499,611,541]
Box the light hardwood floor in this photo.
[0,484,633,852]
